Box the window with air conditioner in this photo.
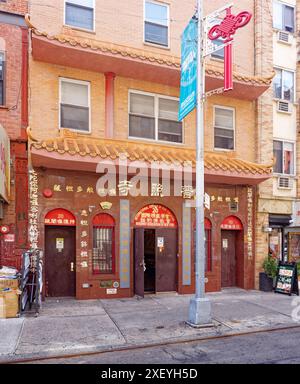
[129,91,182,143]
[273,1,295,33]
[273,68,295,103]
[65,0,94,31]
[273,140,295,176]
[60,78,90,133]
[144,1,169,47]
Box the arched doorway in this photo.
[44,209,76,297]
[220,216,244,288]
[134,204,178,297]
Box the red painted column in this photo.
[224,43,233,92]
[105,72,116,138]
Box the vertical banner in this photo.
[178,18,198,122]
[182,203,191,286]
[120,200,130,289]
[0,124,10,202]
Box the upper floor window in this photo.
[144,1,169,47]
[0,52,5,106]
[65,0,94,31]
[273,140,295,175]
[129,91,182,143]
[60,78,90,132]
[214,106,235,151]
[273,68,295,102]
[273,1,295,33]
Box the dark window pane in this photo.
[145,22,168,46]
[158,119,182,143]
[129,115,155,139]
[66,3,94,30]
[215,134,234,150]
[284,5,294,32]
[93,227,113,274]
[273,141,283,173]
[61,104,89,131]
[0,82,3,105]
[273,70,282,99]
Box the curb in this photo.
[1,322,299,364]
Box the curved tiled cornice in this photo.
[25,14,274,87]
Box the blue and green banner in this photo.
[178,18,198,122]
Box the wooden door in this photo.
[221,231,237,287]
[45,226,76,297]
[134,228,144,298]
[155,229,177,292]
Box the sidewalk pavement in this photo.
[0,288,299,362]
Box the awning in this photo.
[269,214,292,227]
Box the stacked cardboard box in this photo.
[0,275,20,319]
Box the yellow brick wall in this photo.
[28,0,255,77]
[29,59,105,140]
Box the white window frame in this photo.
[59,77,91,134]
[273,67,295,103]
[273,1,295,33]
[273,139,296,176]
[64,0,96,32]
[213,105,235,151]
[143,0,170,49]
[128,89,184,145]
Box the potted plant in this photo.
[259,256,278,292]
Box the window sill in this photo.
[59,127,92,135]
[210,56,224,63]
[0,105,9,110]
[63,24,96,35]
[128,136,185,146]
[213,148,235,153]
[143,41,170,51]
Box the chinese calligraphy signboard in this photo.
[274,262,299,296]
[134,205,177,228]
[44,209,76,226]
[29,170,39,250]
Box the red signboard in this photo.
[45,209,76,226]
[134,205,177,228]
[221,216,243,231]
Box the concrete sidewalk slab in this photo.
[15,313,125,356]
[0,289,299,362]
[0,318,24,355]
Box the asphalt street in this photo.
[24,327,300,364]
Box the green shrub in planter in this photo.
[263,256,278,279]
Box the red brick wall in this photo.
[0,0,28,15]
[0,12,28,267]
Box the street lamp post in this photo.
[187,0,212,327]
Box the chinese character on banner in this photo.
[118,180,133,196]
[151,183,164,197]
[182,185,195,199]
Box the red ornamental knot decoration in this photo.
[208,8,252,92]
[208,10,252,43]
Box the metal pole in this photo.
[188,0,212,327]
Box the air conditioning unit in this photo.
[277,100,292,114]
[277,31,292,45]
[278,177,293,189]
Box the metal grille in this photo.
[93,227,113,274]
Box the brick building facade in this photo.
[24,0,275,299]
[0,0,28,268]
